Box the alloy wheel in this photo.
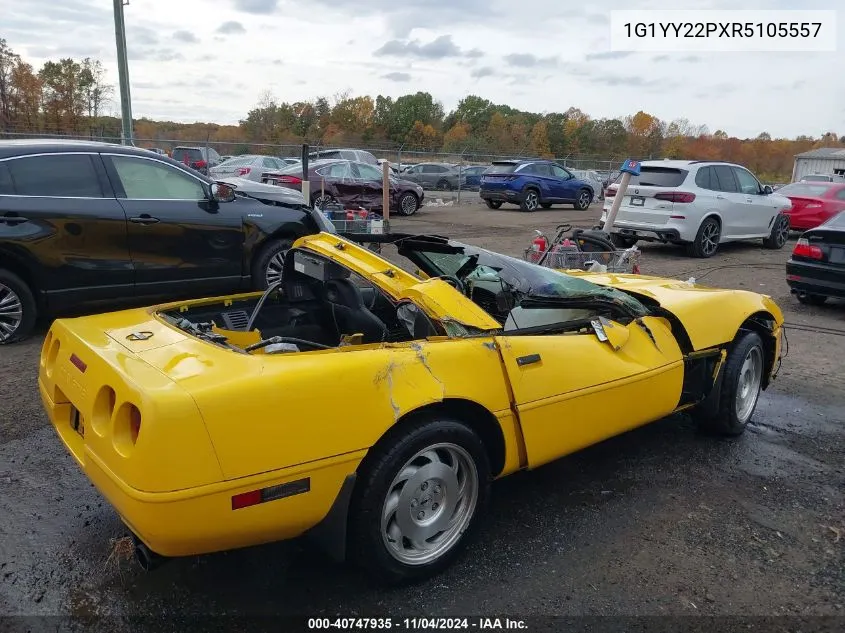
[0,283,23,342]
[400,194,417,215]
[701,222,720,256]
[524,191,539,211]
[380,443,479,565]
[577,191,591,209]
[775,216,790,247]
[735,345,763,423]
[265,250,288,287]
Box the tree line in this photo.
[1,40,842,181]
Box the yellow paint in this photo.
[37,232,785,560]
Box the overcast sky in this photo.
[3,0,843,139]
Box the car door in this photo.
[711,165,744,238]
[353,162,386,209]
[493,311,685,468]
[103,153,245,298]
[733,166,776,236]
[0,152,133,311]
[550,164,578,201]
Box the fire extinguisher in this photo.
[530,233,547,262]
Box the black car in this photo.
[0,140,334,343]
[786,210,845,305]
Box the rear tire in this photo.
[520,189,540,212]
[796,292,827,306]
[0,269,37,345]
[686,217,720,258]
[762,214,789,249]
[693,331,764,436]
[348,415,491,586]
[251,238,293,290]
[485,199,502,210]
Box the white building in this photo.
[791,148,845,182]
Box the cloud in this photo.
[653,55,671,62]
[503,53,557,68]
[172,30,198,44]
[585,51,632,61]
[679,55,701,62]
[374,34,476,59]
[216,21,246,35]
[382,72,412,82]
[585,13,609,24]
[233,0,278,13]
[471,67,495,79]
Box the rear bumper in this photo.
[786,260,845,299]
[42,377,362,557]
[480,188,522,203]
[609,224,683,243]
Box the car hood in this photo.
[564,271,784,350]
[391,177,424,190]
[217,176,307,206]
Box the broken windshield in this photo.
[412,241,650,317]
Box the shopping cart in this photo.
[320,203,390,252]
[524,223,641,274]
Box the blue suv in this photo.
[479,160,595,211]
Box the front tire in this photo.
[687,217,721,258]
[397,192,419,216]
[251,238,293,290]
[694,331,765,436]
[0,269,37,345]
[436,179,450,191]
[762,214,789,249]
[540,202,553,209]
[573,188,592,210]
[348,416,491,585]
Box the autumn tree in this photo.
[443,121,471,152]
[529,120,552,157]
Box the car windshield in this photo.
[617,167,688,187]
[778,183,831,197]
[409,241,650,316]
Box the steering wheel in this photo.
[432,275,467,295]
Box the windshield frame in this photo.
[395,237,651,320]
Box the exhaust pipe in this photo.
[131,534,167,571]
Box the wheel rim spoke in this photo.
[735,346,763,422]
[380,442,479,566]
[0,284,23,341]
[265,251,287,286]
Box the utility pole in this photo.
[113,0,134,145]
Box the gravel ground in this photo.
[1,200,843,627]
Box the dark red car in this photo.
[261,159,425,216]
[779,181,845,230]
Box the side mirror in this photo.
[762,185,773,195]
[210,182,236,203]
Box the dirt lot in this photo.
[1,199,843,625]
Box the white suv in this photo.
[600,160,793,257]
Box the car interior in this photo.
[158,249,442,353]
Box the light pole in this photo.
[113,0,134,145]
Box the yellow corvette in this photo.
[39,232,784,584]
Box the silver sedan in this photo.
[209,155,295,182]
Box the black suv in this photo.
[0,140,334,343]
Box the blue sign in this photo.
[620,159,641,176]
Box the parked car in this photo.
[786,210,845,305]
[38,230,784,584]
[147,147,166,155]
[171,146,222,175]
[461,165,489,190]
[600,160,792,257]
[480,160,595,211]
[571,169,606,200]
[209,155,292,182]
[309,148,379,166]
[777,181,845,230]
[400,162,466,191]
[0,140,335,344]
[261,159,425,216]
[800,174,845,183]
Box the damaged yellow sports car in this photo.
[39,232,784,584]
